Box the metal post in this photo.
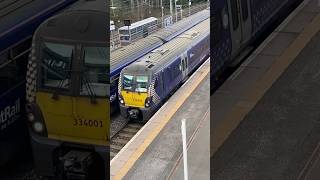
[175,0,178,22]
[188,0,191,17]
[170,0,173,17]
[161,0,164,28]
[128,25,130,43]
[181,119,188,180]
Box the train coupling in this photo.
[128,109,140,120]
[59,150,94,180]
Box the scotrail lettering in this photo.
[0,98,20,130]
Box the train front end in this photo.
[25,3,109,179]
[118,63,158,122]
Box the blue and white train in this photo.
[0,0,77,166]
[118,18,210,122]
[110,9,210,113]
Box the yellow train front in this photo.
[25,0,109,179]
[118,64,155,123]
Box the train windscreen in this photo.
[40,42,73,89]
[122,74,148,93]
[80,46,108,97]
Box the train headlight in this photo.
[33,122,44,133]
[119,95,124,104]
[27,113,35,122]
[145,97,151,108]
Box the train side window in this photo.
[231,0,239,30]
[241,0,249,21]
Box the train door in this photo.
[227,0,252,56]
[227,0,241,56]
[180,52,188,80]
[239,0,252,44]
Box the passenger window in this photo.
[230,0,239,30]
[241,0,249,21]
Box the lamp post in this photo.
[161,0,164,28]
[170,0,173,17]
[188,0,191,17]
[175,0,177,22]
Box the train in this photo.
[0,0,77,167]
[25,0,108,179]
[111,9,210,113]
[118,18,210,122]
[118,0,304,122]
[211,0,302,87]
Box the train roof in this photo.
[35,0,107,44]
[151,9,209,42]
[110,9,210,77]
[0,0,77,53]
[118,17,158,30]
[123,19,210,75]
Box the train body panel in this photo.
[119,19,210,122]
[35,92,108,146]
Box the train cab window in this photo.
[40,42,73,89]
[80,46,108,97]
[231,0,239,30]
[241,0,249,21]
[122,75,149,93]
[135,76,148,93]
[123,74,134,91]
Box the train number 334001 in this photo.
[73,118,103,128]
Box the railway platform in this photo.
[110,59,210,179]
[212,0,320,179]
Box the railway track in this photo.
[110,119,144,160]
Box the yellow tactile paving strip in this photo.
[211,1,320,156]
